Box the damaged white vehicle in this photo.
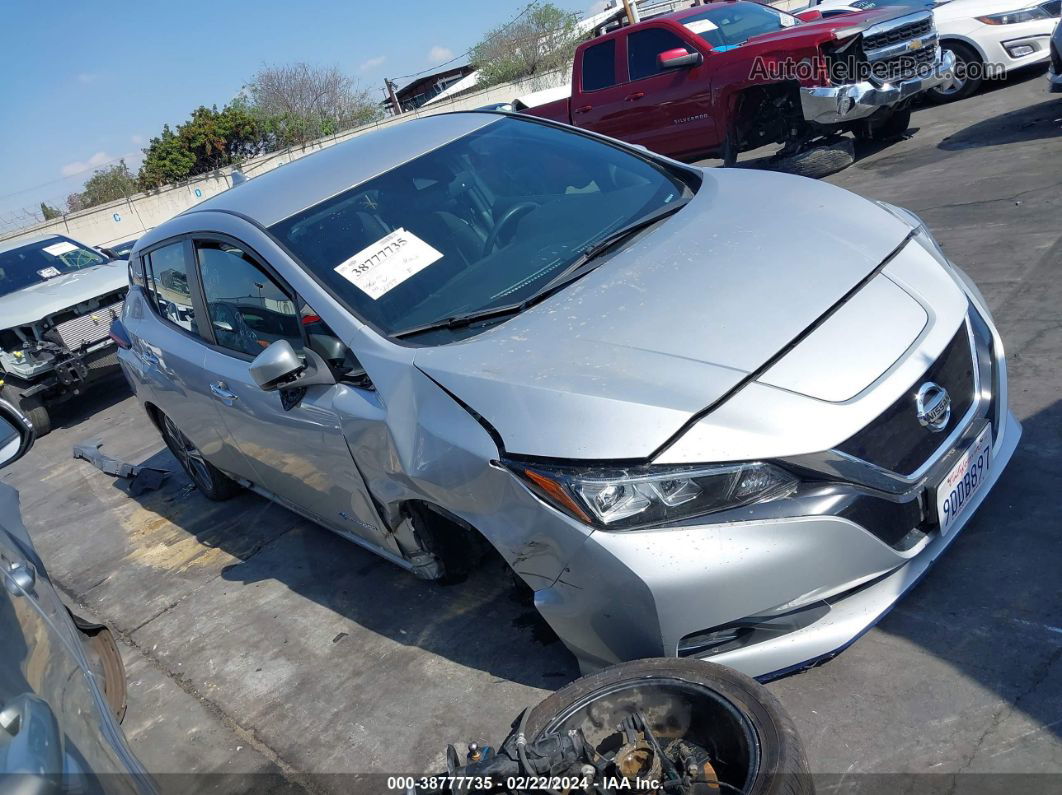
[0,235,129,434]
[114,112,1019,678]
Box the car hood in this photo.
[414,168,913,460]
[0,260,128,328]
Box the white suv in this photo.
[793,0,1061,101]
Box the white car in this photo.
[794,0,1061,100]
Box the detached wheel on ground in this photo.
[771,137,855,179]
[158,411,241,500]
[926,42,982,103]
[524,658,812,795]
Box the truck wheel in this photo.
[926,42,982,103]
[17,396,51,437]
[771,138,854,179]
[855,108,912,142]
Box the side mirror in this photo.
[658,48,703,70]
[0,399,35,468]
[249,340,336,394]
[795,9,824,21]
[249,340,305,391]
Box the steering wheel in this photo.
[482,202,538,257]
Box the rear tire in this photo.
[771,138,855,179]
[926,42,982,103]
[525,658,812,795]
[158,411,241,501]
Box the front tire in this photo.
[524,658,812,795]
[158,411,241,500]
[926,42,983,103]
[17,395,51,437]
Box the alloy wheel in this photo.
[162,416,214,492]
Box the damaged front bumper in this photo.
[800,49,956,124]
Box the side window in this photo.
[195,240,302,358]
[580,39,617,91]
[627,28,693,81]
[144,242,198,334]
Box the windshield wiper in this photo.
[393,197,691,339]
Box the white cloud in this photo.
[130,134,144,146]
[76,72,98,84]
[358,55,386,73]
[60,151,112,177]
[428,45,454,64]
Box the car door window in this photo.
[195,240,302,357]
[581,39,617,91]
[144,242,198,334]
[627,28,693,81]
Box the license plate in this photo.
[934,425,992,536]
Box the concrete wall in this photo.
[0,67,572,250]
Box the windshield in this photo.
[269,117,693,338]
[0,237,107,298]
[681,5,801,50]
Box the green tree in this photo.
[138,105,266,190]
[40,202,62,220]
[469,2,580,88]
[78,160,138,208]
[138,124,197,189]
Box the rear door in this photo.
[622,25,717,155]
[570,37,640,140]
[125,240,240,476]
[190,237,399,554]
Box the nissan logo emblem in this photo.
[916,381,951,432]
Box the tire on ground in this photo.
[523,657,813,795]
[16,393,51,437]
[156,408,242,501]
[771,138,855,179]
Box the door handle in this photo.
[625,92,646,101]
[209,382,239,403]
[574,104,593,114]
[3,560,36,596]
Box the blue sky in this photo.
[0,0,598,223]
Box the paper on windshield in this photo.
[42,241,78,256]
[684,19,718,34]
[334,228,443,300]
[37,266,61,279]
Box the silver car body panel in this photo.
[119,113,1020,678]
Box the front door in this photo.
[621,26,716,156]
[191,238,398,554]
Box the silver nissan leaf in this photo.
[114,112,1020,678]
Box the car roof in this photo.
[182,112,502,231]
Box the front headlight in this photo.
[876,200,996,324]
[976,7,1050,24]
[507,460,798,530]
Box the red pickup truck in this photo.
[523,1,954,170]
